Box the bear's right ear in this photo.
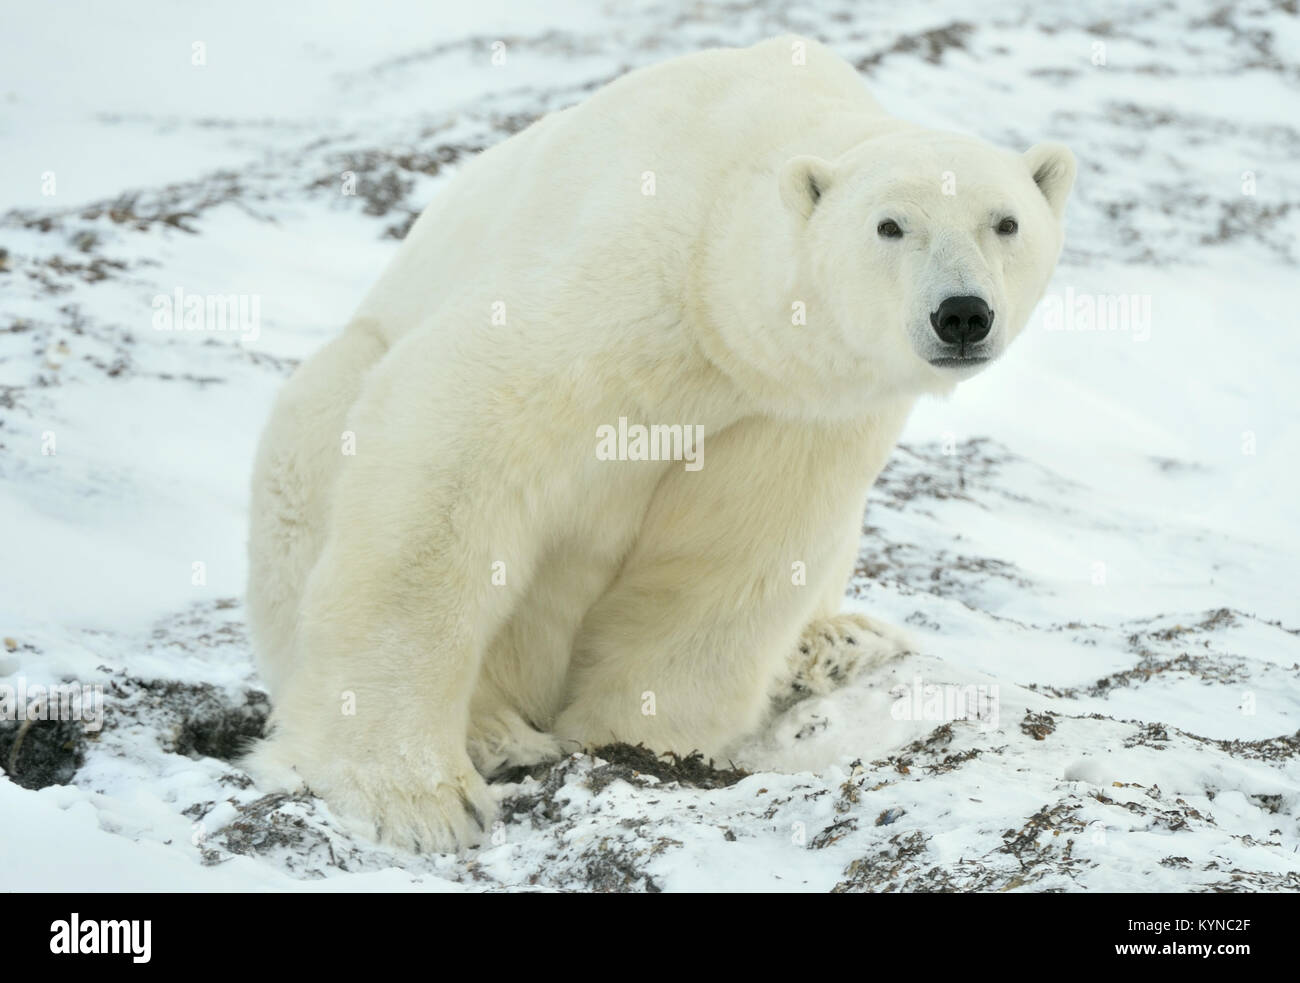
[779,155,836,220]
[1023,142,1076,220]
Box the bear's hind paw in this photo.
[772,612,913,706]
[468,709,574,780]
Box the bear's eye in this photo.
[877,219,903,239]
[996,217,1018,236]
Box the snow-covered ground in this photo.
[1,0,1297,891]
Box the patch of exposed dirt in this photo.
[0,716,87,790]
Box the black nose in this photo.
[930,296,994,345]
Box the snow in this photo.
[1,0,1297,891]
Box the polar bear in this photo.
[243,36,1074,852]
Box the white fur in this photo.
[243,36,1074,852]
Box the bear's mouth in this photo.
[927,355,992,369]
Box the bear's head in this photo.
[775,130,1075,403]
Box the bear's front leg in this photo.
[554,413,910,759]
[553,571,812,760]
[767,472,916,708]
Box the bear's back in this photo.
[354,37,886,346]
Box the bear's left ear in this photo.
[779,155,836,220]
[1023,142,1076,219]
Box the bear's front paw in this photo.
[773,612,914,705]
[348,765,495,855]
[241,736,496,854]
